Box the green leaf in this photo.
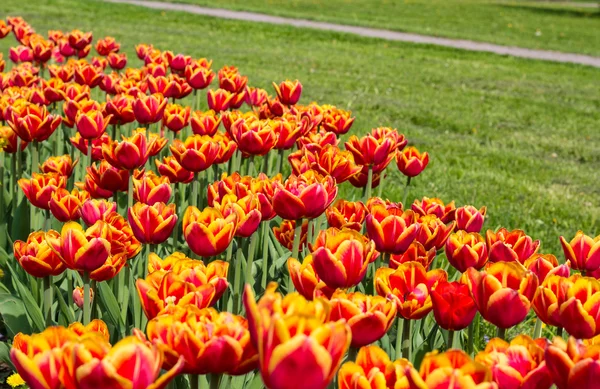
[0,341,14,370]
[97,282,126,339]
[246,373,264,389]
[10,196,30,243]
[54,285,75,324]
[14,277,45,332]
[0,295,32,337]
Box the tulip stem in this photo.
[532,318,543,339]
[44,209,50,231]
[377,167,386,198]
[262,152,269,174]
[43,276,53,326]
[209,373,221,389]
[496,327,506,340]
[127,169,134,211]
[347,347,359,362]
[189,374,199,389]
[192,172,199,208]
[401,318,411,361]
[233,237,244,314]
[261,221,270,290]
[83,273,91,325]
[364,165,373,202]
[87,141,93,176]
[556,326,563,338]
[447,330,455,349]
[467,320,474,355]
[248,155,255,177]
[402,176,412,206]
[395,318,403,359]
[32,140,39,173]
[277,149,285,175]
[289,219,303,292]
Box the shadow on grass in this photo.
[498,3,600,18]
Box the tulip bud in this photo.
[396,146,429,177]
[73,286,94,309]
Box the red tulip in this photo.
[431,280,477,331]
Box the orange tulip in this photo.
[218,65,248,93]
[545,336,600,389]
[297,127,339,150]
[245,86,268,107]
[411,197,456,223]
[524,254,570,284]
[272,170,338,220]
[162,103,190,133]
[42,77,66,103]
[74,64,103,88]
[0,125,27,153]
[128,202,177,245]
[445,230,489,273]
[190,109,220,136]
[106,52,126,70]
[31,37,54,64]
[475,335,552,389]
[100,211,142,260]
[67,29,92,50]
[215,193,262,238]
[136,253,229,319]
[75,109,111,139]
[170,134,220,173]
[104,93,135,124]
[415,215,455,251]
[558,275,600,339]
[559,231,600,273]
[185,61,215,90]
[48,64,75,82]
[95,36,120,56]
[345,132,397,173]
[168,53,192,72]
[47,221,127,282]
[146,305,257,375]
[338,345,419,389]
[466,262,538,329]
[311,227,377,289]
[396,147,429,178]
[532,274,571,328]
[63,97,100,128]
[365,204,419,255]
[133,93,167,124]
[9,45,33,63]
[274,219,309,251]
[348,164,383,189]
[230,117,276,156]
[7,101,61,142]
[431,280,477,331]
[207,88,233,112]
[13,230,66,278]
[19,172,67,210]
[486,228,540,264]
[321,106,354,135]
[308,144,362,183]
[155,156,194,184]
[40,154,78,177]
[103,130,153,170]
[287,256,335,300]
[244,284,350,389]
[330,291,396,347]
[413,349,497,389]
[183,206,237,257]
[376,262,447,320]
[133,171,172,206]
[326,199,368,232]
[390,242,436,270]
[49,188,89,222]
[456,205,487,233]
[273,80,302,105]
[83,160,130,197]
[0,20,12,39]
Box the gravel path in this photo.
[103,0,600,68]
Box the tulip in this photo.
[456,205,487,233]
[287,256,335,300]
[7,102,61,142]
[365,204,419,255]
[83,160,129,197]
[134,93,167,124]
[466,262,538,329]
[155,156,194,184]
[558,275,600,339]
[104,93,135,124]
[486,228,540,264]
[0,20,12,39]
[532,274,571,328]
[414,349,496,389]
[185,62,215,90]
[136,254,229,319]
[13,230,66,278]
[76,109,111,139]
[133,171,172,205]
[273,80,302,105]
[297,127,339,150]
[321,106,354,135]
[415,215,455,251]
[18,173,67,210]
[348,164,383,189]
[95,36,120,56]
[396,146,429,178]
[100,212,142,260]
[40,154,78,177]
[390,242,436,270]
[183,206,237,257]
[218,65,248,93]
[559,231,600,273]
[329,291,396,347]
[376,262,447,320]
[0,125,27,153]
[411,197,456,222]
[524,254,570,284]
[142,128,167,156]
[190,109,221,136]
[213,131,238,165]
[431,281,477,331]
[215,193,262,238]
[31,38,54,64]
[47,221,127,282]
[207,88,233,112]
[106,52,127,70]
[272,170,338,220]
[9,45,33,63]
[326,199,368,232]
[162,103,190,133]
[67,29,92,50]
[243,284,351,389]
[135,43,153,60]
[309,144,362,183]
[148,251,187,273]
[475,335,552,389]
[48,64,74,82]
[274,219,308,251]
[128,202,177,245]
[245,87,268,107]
[73,286,94,309]
[74,64,103,87]
[170,135,220,173]
[311,227,377,289]
[229,117,276,156]
[344,133,397,173]
[445,230,489,273]
[103,131,152,170]
[545,336,600,389]
[42,77,66,103]
[146,305,257,375]
[49,188,89,222]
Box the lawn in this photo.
[0,0,599,257]
[147,0,600,56]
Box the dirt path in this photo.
[102,0,600,68]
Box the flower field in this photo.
[0,12,599,389]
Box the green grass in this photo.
[149,0,600,56]
[1,0,599,258]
